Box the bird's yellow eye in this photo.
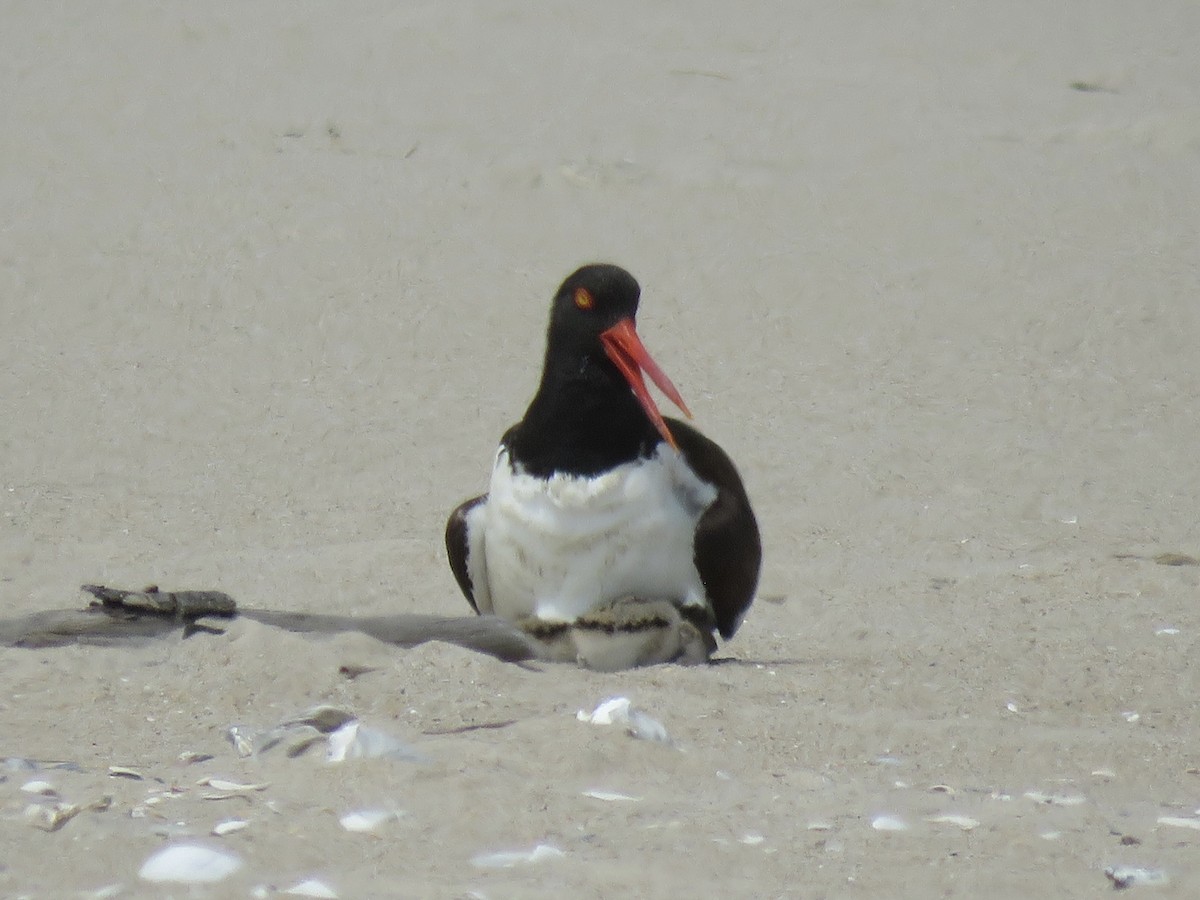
[574,287,595,310]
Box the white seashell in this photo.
[326,721,420,762]
[806,821,833,831]
[1040,831,1061,840]
[339,809,400,832]
[581,789,641,802]
[740,833,765,845]
[138,844,243,883]
[108,766,144,780]
[1105,865,1169,888]
[576,697,671,744]
[1121,711,1140,724]
[870,815,909,832]
[283,878,340,897]
[1157,815,1200,831]
[927,814,979,831]
[470,844,565,868]
[578,697,633,725]
[20,780,57,796]
[196,777,270,793]
[212,819,250,836]
[1155,627,1180,636]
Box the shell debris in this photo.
[1105,865,1169,889]
[470,844,565,868]
[212,818,250,836]
[1157,815,1200,831]
[926,814,980,831]
[196,776,270,792]
[581,789,642,802]
[870,815,909,832]
[339,808,402,833]
[196,776,270,800]
[228,707,422,762]
[577,697,672,744]
[24,795,111,832]
[326,721,423,763]
[282,878,340,898]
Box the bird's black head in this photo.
[547,264,643,349]
[508,264,691,477]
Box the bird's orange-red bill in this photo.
[599,317,692,448]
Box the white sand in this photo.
[2,2,1199,896]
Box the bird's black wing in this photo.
[667,418,761,640]
[445,495,487,615]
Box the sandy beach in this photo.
[3,1,1199,896]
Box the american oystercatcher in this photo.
[446,264,760,669]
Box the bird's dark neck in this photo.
[505,352,661,479]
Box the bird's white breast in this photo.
[469,446,718,624]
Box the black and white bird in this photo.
[446,264,760,669]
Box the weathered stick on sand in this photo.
[0,585,539,663]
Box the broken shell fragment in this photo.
[470,844,565,868]
[326,721,421,762]
[576,697,672,744]
[282,878,339,898]
[339,808,400,833]
[1105,865,1169,888]
[1157,815,1200,831]
[196,777,270,793]
[227,726,256,758]
[926,814,979,831]
[212,819,250,836]
[25,802,80,832]
[581,789,641,802]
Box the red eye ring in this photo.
[574,287,594,310]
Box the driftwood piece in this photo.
[0,585,539,663]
